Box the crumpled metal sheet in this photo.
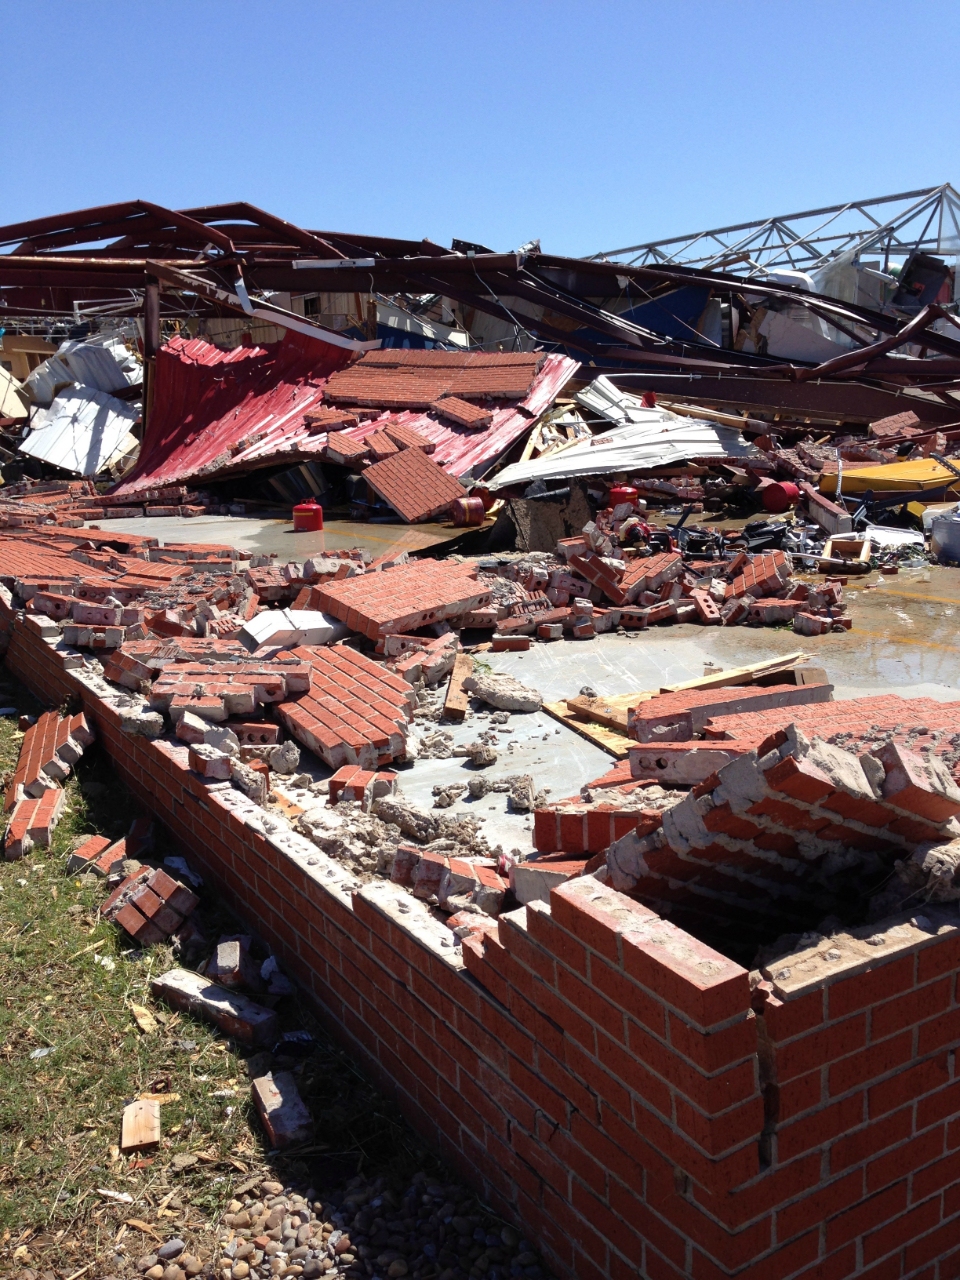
[114,331,578,493]
[19,385,140,476]
[488,375,761,489]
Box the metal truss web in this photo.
[589,184,960,275]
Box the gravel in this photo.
[165,1171,552,1280]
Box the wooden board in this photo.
[564,689,657,731]
[543,701,630,758]
[121,1098,160,1152]
[660,651,808,694]
[442,653,474,722]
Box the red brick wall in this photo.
[7,618,960,1279]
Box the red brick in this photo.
[867,1126,944,1193]
[862,1194,941,1264]
[869,1054,950,1117]
[776,1170,862,1245]
[777,1092,865,1161]
[871,978,951,1041]
[829,1106,912,1174]
[774,1015,866,1082]
[911,1147,960,1202]
[827,1029,913,1096]
[620,917,750,1028]
[827,955,914,1020]
[917,1004,960,1055]
[825,1181,908,1251]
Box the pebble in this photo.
[213,1171,550,1280]
[158,1239,186,1260]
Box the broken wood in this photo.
[542,702,630,757]
[120,1098,160,1153]
[660,651,809,694]
[442,653,474,722]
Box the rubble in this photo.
[151,969,279,1047]
[11,189,960,1280]
[461,670,542,713]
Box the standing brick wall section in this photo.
[7,616,960,1279]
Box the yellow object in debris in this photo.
[824,459,960,495]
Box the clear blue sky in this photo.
[2,0,958,258]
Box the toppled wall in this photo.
[7,608,960,1279]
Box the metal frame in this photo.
[589,184,960,276]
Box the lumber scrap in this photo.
[660,651,809,694]
[542,702,630,758]
[121,1098,160,1152]
[443,653,474,722]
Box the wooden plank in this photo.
[543,702,630,758]
[660,651,808,694]
[564,689,657,730]
[564,696,630,732]
[442,653,474,722]
[121,1098,160,1152]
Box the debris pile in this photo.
[3,710,95,858]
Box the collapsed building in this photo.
[4,190,960,1279]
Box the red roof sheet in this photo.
[114,330,351,496]
[114,336,578,494]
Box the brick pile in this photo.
[10,602,960,1277]
[102,863,200,946]
[311,560,490,639]
[0,477,215,527]
[627,680,833,742]
[362,444,467,523]
[3,709,95,860]
[3,709,94,809]
[606,723,960,953]
[325,349,543,408]
[277,644,414,768]
[148,654,311,722]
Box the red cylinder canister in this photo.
[451,497,486,526]
[293,501,324,531]
[761,482,800,514]
[608,485,638,507]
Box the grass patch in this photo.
[0,674,447,1277]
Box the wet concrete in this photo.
[86,514,458,559]
[485,567,960,704]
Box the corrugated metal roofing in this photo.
[114,334,578,493]
[488,376,761,490]
[113,329,351,495]
[20,386,140,476]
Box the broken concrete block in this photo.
[462,671,542,712]
[251,1071,313,1149]
[231,758,268,804]
[151,968,279,1046]
[241,608,347,651]
[119,706,165,738]
[207,935,261,990]
[511,858,587,905]
[188,743,233,780]
[265,739,300,775]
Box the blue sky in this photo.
[2,0,958,257]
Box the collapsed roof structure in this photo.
[5,192,960,451]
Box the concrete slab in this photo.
[85,514,457,560]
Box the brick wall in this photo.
[7,618,960,1279]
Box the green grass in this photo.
[0,675,446,1276]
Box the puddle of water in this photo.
[86,514,458,559]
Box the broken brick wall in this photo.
[7,618,960,1279]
